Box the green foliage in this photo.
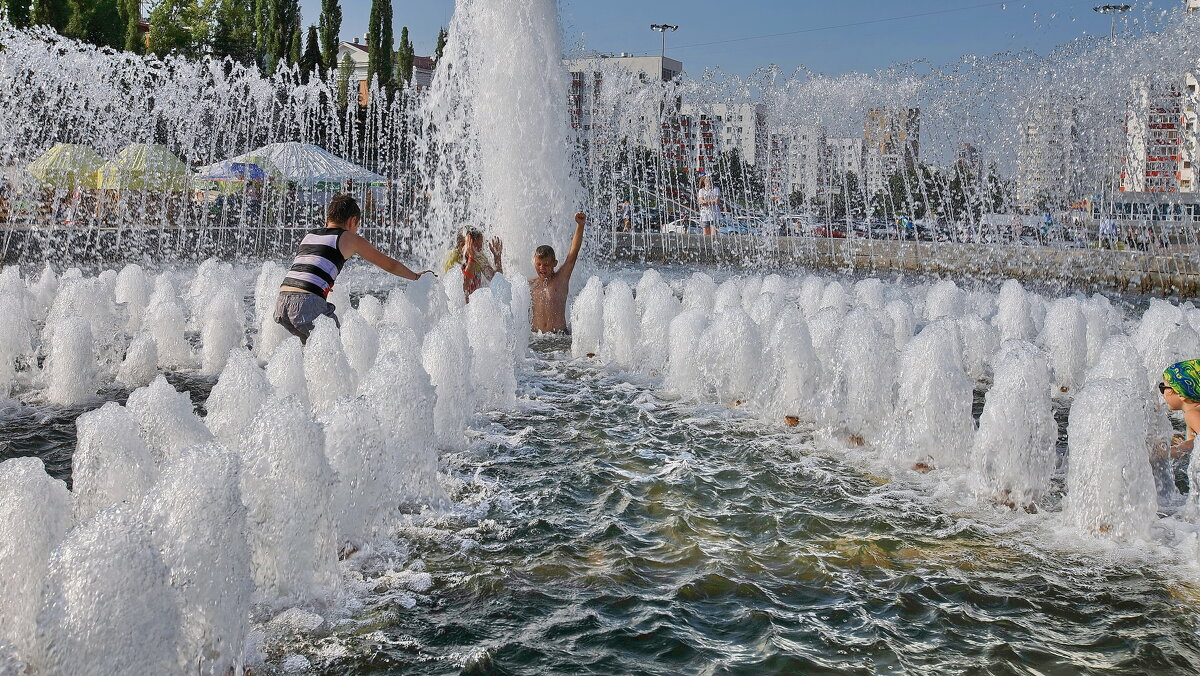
[261,0,299,70]
[299,23,321,82]
[336,51,352,108]
[318,0,340,71]
[147,0,207,57]
[211,0,256,64]
[289,24,300,64]
[65,0,122,48]
[433,26,446,64]
[5,0,31,28]
[119,0,141,54]
[366,0,393,90]
[395,25,413,83]
[32,0,70,32]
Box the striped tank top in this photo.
[282,227,346,297]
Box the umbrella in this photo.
[27,143,104,190]
[95,143,191,191]
[195,160,269,181]
[227,142,384,188]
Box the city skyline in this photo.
[298,0,1174,77]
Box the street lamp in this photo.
[1093,4,1132,44]
[650,24,679,62]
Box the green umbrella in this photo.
[27,143,105,189]
[95,144,191,191]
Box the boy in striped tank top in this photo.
[275,193,432,343]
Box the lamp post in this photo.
[650,23,679,62]
[1093,4,1132,44]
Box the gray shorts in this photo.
[274,291,338,343]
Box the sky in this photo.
[296,0,1178,77]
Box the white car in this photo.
[661,217,701,235]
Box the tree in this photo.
[318,0,340,71]
[32,0,70,32]
[366,0,393,90]
[254,0,269,64]
[263,0,299,70]
[336,51,352,108]
[433,26,446,64]
[119,0,141,53]
[395,25,413,83]
[289,24,300,64]
[147,0,206,57]
[211,0,256,64]
[65,0,122,48]
[299,24,321,81]
[5,0,31,28]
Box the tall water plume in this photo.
[416,0,578,276]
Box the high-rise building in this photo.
[863,107,920,194]
[563,54,683,140]
[1017,100,1080,207]
[764,126,826,208]
[1121,78,1191,193]
[827,137,864,179]
[678,103,767,166]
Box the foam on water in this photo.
[125,375,214,467]
[35,505,183,675]
[266,337,310,408]
[422,311,474,450]
[205,348,273,446]
[138,444,253,673]
[1064,378,1159,540]
[569,276,604,358]
[319,400,391,549]
[241,395,339,606]
[200,291,246,376]
[1040,297,1088,394]
[116,331,159,388]
[144,278,194,369]
[600,280,637,368]
[829,309,896,441]
[114,264,149,333]
[971,341,1058,507]
[304,317,357,414]
[42,315,98,406]
[888,321,976,471]
[73,402,157,521]
[0,458,72,660]
[466,289,517,411]
[340,308,380,382]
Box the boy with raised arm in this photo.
[530,212,586,334]
[275,193,432,343]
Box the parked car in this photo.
[661,217,701,235]
[812,223,847,238]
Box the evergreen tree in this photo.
[5,0,31,28]
[289,24,300,64]
[395,25,413,83]
[31,0,70,32]
[366,0,392,90]
[119,0,142,53]
[66,0,122,48]
[211,0,256,64]
[433,26,446,64]
[336,51,352,108]
[318,0,340,71]
[254,0,270,67]
[299,24,321,82]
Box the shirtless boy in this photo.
[530,212,586,334]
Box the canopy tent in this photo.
[228,142,384,188]
[95,144,191,191]
[195,160,275,181]
[27,143,105,190]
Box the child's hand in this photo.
[489,237,503,257]
[575,212,587,226]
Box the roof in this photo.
[342,42,368,53]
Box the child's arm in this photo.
[342,230,431,281]
[489,237,504,275]
[557,213,586,280]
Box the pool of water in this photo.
[3,267,1199,675]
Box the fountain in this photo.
[5,0,1200,672]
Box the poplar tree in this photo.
[31,0,70,32]
[433,26,447,64]
[366,0,392,90]
[336,51,352,108]
[5,0,31,28]
[120,0,141,53]
[299,24,321,82]
[318,0,340,72]
[395,25,413,83]
[289,24,300,64]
